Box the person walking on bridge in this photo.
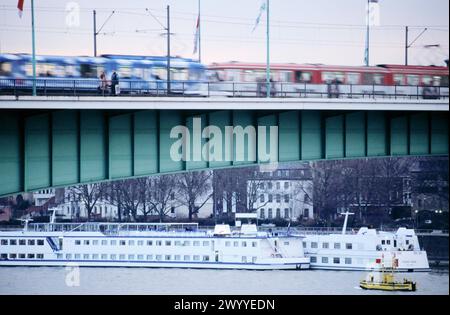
[111,71,120,96]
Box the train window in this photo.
[277,71,291,82]
[393,74,404,85]
[118,67,132,79]
[189,69,203,81]
[406,75,420,86]
[346,73,360,85]
[441,75,449,87]
[65,65,76,77]
[152,67,167,80]
[132,68,144,79]
[243,70,265,82]
[362,73,384,85]
[295,71,312,83]
[422,75,433,85]
[226,69,241,82]
[80,64,98,78]
[0,62,12,76]
[171,68,189,81]
[322,72,344,83]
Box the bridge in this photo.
[0,96,448,197]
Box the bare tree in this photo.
[68,183,106,221]
[147,175,178,222]
[177,171,213,221]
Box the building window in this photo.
[260,208,265,219]
[322,242,329,249]
[284,208,289,219]
[276,194,281,203]
[276,182,280,190]
[345,258,352,265]
[333,257,340,264]
[303,241,307,248]
[171,207,175,214]
[346,243,352,250]
[260,194,265,203]
[284,182,289,189]
[322,257,328,264]
[284,195,289,203]
[268,194,273,202]
[276,208,281,218]
[310,256,317,263]
[334,243,341,249]
[268,209,273,219]
[381,240,385,245]
[268,182,273,189]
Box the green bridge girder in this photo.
[0,104,448,197]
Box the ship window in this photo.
[322,257,328,264]
[56,254,63,259]
[284,241,289,246]
[193,255,200,261]
[83,240,90,245]
[252,241,258,247]
[101,240,107,245]
[242,256,247,263]
[156,241,162,246]
[311,242,318,248]
[37,254,44,259]
[74,240,81,245]
[184,255,190,261]
[302,241,307,248]
[174,241,182,246]
[322,242,329,249]
[174,255,181,261]
[66,254,72,259]
[101,254,107,260]
[19,253,26,259]
[203,255,210,261]
[128,240,135,246]
[1,253,8,259]
[75,254,81,259]
[381,240,385,245]
[117,254,124,260]
[233,241,239,247]
[28,239,35,246]
[225,241,231,247]
[310,256,317,263]
[165,241,171,246]
[147,240,153,246]
[203,241,210,246]
[83,254,90,259]
[333,257,340,264]
[334,243,341,249]
[346,243,352,250]
[156,255,162,261]
[110,254,117,260]
[137,255,144,260]
[252,257,257,263]
[110,240,117,246]
[1,240,7,245]
[183,241,190,246]
[194,241,200,246]
[386,240,391,245]
[345,258,352,264]
[9,253,17,259]
[146,255,153,260]
[92,254,99,260]
[10,239,17,245]
[128,254,135,260]
[405,240,409,245]
[19,239,26,245]
[242,241,247,247]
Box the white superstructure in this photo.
[301,213,430,272]
[0,220,309,270]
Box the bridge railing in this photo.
[0,78,448,99]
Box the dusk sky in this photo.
[0,0,448,66]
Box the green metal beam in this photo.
[0,109,448,197]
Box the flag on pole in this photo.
[367,0,380,27]
[17,0,24,18]
[193,14,200,54]
[252,1,266,32]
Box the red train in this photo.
[208,62,449,86]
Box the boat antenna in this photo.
[19,217,34,232]
[340,211,355,235]
[49,209,57,224]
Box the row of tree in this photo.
[67,171,213,222]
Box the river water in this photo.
[0,267,448,295]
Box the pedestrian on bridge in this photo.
[111,71,120,96]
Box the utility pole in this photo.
[365,0,370,66]
[93,10,115,57]
[93,10,97,57]
[198,0,201,63]
[405,27,428,66]
[31,0,36,96]
[266,0,270,98]
[167,5,171,94]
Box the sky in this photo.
[0,0,448,66]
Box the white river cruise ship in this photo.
[300,213,430,272]
[0,215,310,270]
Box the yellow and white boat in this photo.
[360,255,417,292]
